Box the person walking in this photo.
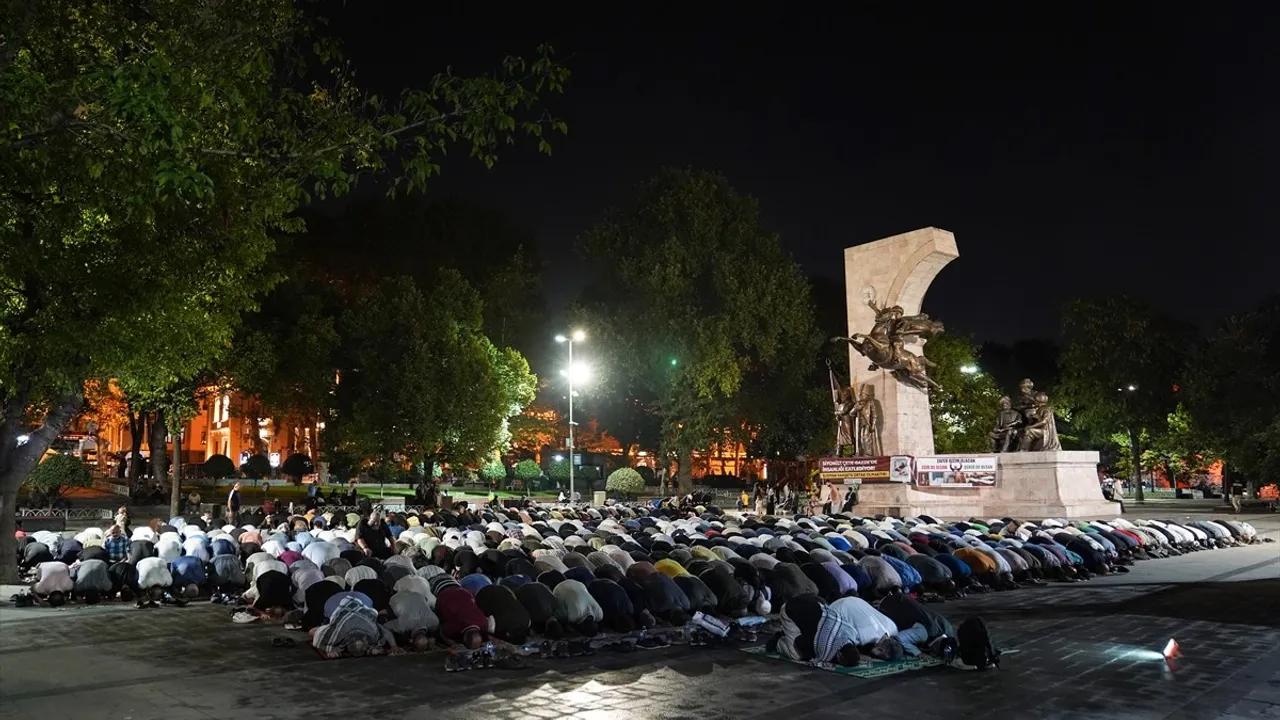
[1230,479,1245,514]
[227,481,242,525]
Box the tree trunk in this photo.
[170,426,182,518]
[1129,426,1144,503]
[149,408,168,495]
[127,407,146,487]
[678,447,694,494]
[0,391,83,583]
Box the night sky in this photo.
[332,3,1277,344]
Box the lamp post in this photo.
[556,330,586,503]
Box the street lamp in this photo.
[960,364,979,375]
[555,330,587,503]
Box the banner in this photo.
[914,455,998,488]
[818,456,913,484]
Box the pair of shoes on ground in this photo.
[231,610,258,624]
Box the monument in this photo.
[834,227,1116,519]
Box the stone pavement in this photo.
[2,522,1277,720]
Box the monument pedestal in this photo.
[853,451,1119,520]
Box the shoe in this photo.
[635,636,670,650]
[232,611,258,624]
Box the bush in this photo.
[546,459,570,484]
[25,453,92,492]
[606,467,645,497]
[514,459,542,483]
[240,454,272,479]
[281,453,314,482]
[480,461,507,483]
[203,454,236,478]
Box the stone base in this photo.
[854,451,1122,520]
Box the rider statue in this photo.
[833,296,945,392]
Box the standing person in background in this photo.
[1230,478,1245,514]
[187,489,202,516]
[227,482,242,525]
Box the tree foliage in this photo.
[281,453,314,481]
[326,274,537,473]
[925,335,1003,453]
[1056,296,1193,499]
[23,452,91,490]
[240,454,272,480]
[1057,297,1192,435]
[577,168,817,490]
[1185,296,1280,489]
[301,197,548,358]
[514,459,542,482]
[546,458,571,483]
[606,467,644,497]
[0,0,568,581]
[203,454,235,479]
[480,460,507,483]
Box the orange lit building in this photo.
[96,389,321,473]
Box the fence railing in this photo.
[15,508,115,521]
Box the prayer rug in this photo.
[739,644,945,678]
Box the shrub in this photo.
[281,453,314,482]
[606,467,645,497]
[240,454,272,479]
[25,453,92,492]
[546,459,570,484]
[514,459,542,483]
[203,454,236,478]
[480,461,507,483]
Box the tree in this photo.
[1186,296,1280,494]
[281,453,314,484]
[326,273,537,479]
[1106,405,1220,489]
[1056,296,1193,502]
[23,452,91,502]
[508,404,560,455]
[577,168,817,492]
[301,197,549,361]
[480,461,507,484]
[606,467,644,498]
[78,380,129,472]
[221,275,339,452]
[204,454,236,479]
[546,458,571,487]
[924,335,1004,453]
[241,454,272,480]
[513,459,542,489]
[0,0,568,581]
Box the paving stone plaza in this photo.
[3,505,1277,720]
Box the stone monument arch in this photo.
[844,227,958,457]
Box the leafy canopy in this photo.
[24,452,91,490]
[925,335,1004,453]
[1056,296,1192,435]
[326,273,537,472]
[606,467,644,496]
[1186,296,1280,486]
[577,168,817,483]
[514,459,542,482]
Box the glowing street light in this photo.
[554,330,588,503]
[960,365,979,375]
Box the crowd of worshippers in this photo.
[13,500,1266,661]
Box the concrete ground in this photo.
[3,511,1278,720]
